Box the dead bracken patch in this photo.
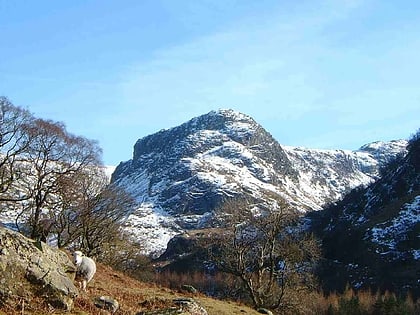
[0,261,262,315]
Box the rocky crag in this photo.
[112,109,407,254]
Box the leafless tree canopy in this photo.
[209,197,320,311]
[0,97,136,259]
[0,97,33,202]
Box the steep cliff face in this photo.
[112,109,407,255]
[114,110,296,212]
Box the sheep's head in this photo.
[73,250,84,266]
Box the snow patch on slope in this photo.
[283,146,378,208]
[123,202,180,256]
[368,195,420,259]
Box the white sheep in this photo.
[73,250,96,291]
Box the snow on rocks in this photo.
[368,195,420,258]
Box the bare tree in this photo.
[51,167,104,248]
[47,161,134,255]
[15,118,102,239]
[0,97,33,203]
[209,197,320,312]
[76,182,135,258]
[0,98,137,263]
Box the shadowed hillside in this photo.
[309,130,420,297]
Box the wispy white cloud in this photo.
[13,0,414,164]
[116,1,368,127]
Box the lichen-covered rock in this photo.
[0,226,78,310]
[180,284,198,294]
[173,298,207,315]
[136,297,207,315]
[94,295,119,313]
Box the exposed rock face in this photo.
[0,227,78,310]
[111,109,408,255]
[112,109,297,215]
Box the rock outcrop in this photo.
[136,297,208,315]
[94,295,120,313]
[0,226,78,310]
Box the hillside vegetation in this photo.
[1,247,419,315]
[0,261,262,315]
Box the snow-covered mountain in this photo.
[309,131,420,296]
[111,109,407,255]
[284,140,407,208]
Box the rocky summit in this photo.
[111,109,407,255]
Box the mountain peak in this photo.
[111,110,408,255]
[183,108,258,136]
[129,109,272,164]
[207,108,254,121]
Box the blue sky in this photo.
[1,0,419,166]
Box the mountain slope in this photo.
[112,109,299,253]
[309,131,420,296]
[112,109,407,255]
[284,139,407,207]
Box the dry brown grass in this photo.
[0,263,262,315]
[3,261,419,314]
